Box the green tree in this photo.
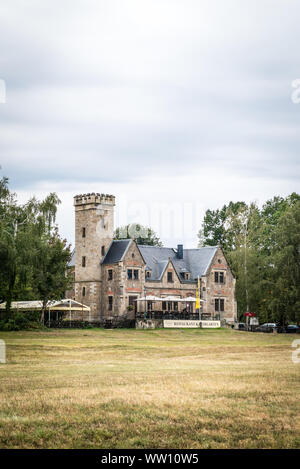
[269,201,300,324]
[114,223,163,246]
[197,206,227,248]
[0,178,24,314]
[197,194,300,323]
[0,176,72,322]
[31,227,72,323]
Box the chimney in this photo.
[177,244,183,259]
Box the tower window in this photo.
[82,227,86,238]
[108,296,113,311]
[82,287,86,297]
[101,245,105,256]
[82,256,86,267]
[108,269,113,281]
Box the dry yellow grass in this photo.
[0,328,299,449]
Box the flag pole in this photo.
[196,275,201,322]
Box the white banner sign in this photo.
[163,320,221,329]
[201,320,221,328]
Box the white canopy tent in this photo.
[0,299,90,312]
[0,299,91,323]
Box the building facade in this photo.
[68,193,237,323]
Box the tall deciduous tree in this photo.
[0,176,72,321]
[198,194,300,323]
[31,227,72,323]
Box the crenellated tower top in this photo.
[74,193,115,208]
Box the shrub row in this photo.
[0,312,136,330]
[0,311,45,331]
[47,319,136,329]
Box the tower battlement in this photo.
[74,193,115,207]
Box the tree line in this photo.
[0,176,71,322]
[198,193,300,324]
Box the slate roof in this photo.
[138,245,218,282]
[70,240,218,283]
[101,239,131,264]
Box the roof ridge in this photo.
[113,239,131,242]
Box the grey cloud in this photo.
[0,0,299,195]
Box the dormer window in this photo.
[167,272,173,283]
[146,270,151,279]
[180,270,190,280]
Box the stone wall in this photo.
[203,247,237,322]
[143,259,197,312]
[101,241,146,320]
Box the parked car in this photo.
[262,323,277,328]
[285,325,300,334]
[237,323,246,330]
[255,323,277,333]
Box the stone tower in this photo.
[74,193,115,321]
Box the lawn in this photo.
[0,328,299,449]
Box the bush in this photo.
[0,311,44,331]
[0,319,20,331]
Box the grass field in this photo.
[0,328,299,449]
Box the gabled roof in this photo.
[138,245,218,282]
[101,239,132,265]
[70,241,219,281]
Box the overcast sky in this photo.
[0,0,300,247]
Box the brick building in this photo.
[68,193,237,323]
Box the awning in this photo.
[0,299,90,312]
[135,296,205,303]
[135,296,162,301]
